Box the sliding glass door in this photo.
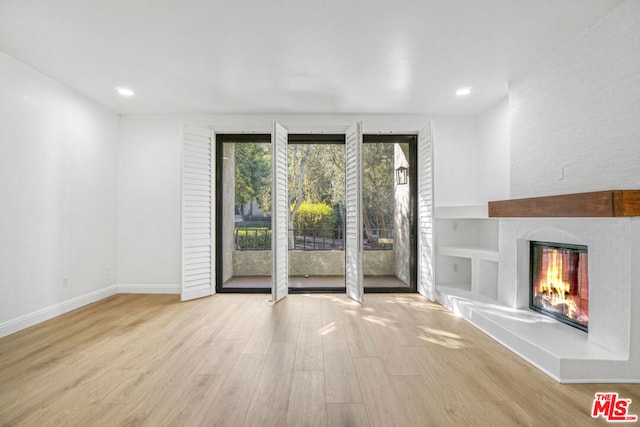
[216,134,272,292]
[362,135,417,292]
[214,131,419,297]
[287,134,346,292]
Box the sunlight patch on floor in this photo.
[319,322,336,336]
[417,326,465,349]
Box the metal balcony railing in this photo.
[234,228,393,251]
[290,228,345,251]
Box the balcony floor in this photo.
[223,275,409,290]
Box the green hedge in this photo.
[235,220,271,230]
[235,228,272,250]
[293,202,339,238]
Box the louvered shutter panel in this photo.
[272,122,289,302]
[417,124,435,300]
[181,126,215,301]
[345,122,364,302]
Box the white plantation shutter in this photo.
[417,124,435,300]
[181,126,215,301]
[345,122,364,302]
[272,122,289,303]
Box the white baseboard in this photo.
[0,283,181,339]
[0,285,118,339]
[117,283,180,294]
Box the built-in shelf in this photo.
[437,245,499,262]
[435,206,499,300]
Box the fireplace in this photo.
[529,241,588,332]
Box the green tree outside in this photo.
[235,143,270,220]
[234,141,401,250]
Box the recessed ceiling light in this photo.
[456,87,472,96]
[115,86,134,97]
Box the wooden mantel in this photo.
[488,190,640,218]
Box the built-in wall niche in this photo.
[435,207,499,299]
[436,218,498,249]
[435,255,471,289]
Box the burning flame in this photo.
[537,250,578,319]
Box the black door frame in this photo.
[362,134,418,293]
[215,134,272,293]
[215,133,417,294]
[286,134,346,292]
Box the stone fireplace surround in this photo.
[436,214,640,383]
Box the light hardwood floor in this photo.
[0,293,638,426]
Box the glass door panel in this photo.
[287,136,346,291]
[217,135,272,291]
[362,136,416,291]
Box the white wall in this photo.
[433,104,510,207]
[476,98,510,202]
[509,0,640,198]
[0,52,119,327]
[116,116,183,285]
[116,113,481,285]
[431,116,480,206]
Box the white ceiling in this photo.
[0,0,623,115]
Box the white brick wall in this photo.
[510,0,640,198]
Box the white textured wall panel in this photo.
[510,0,640,198]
